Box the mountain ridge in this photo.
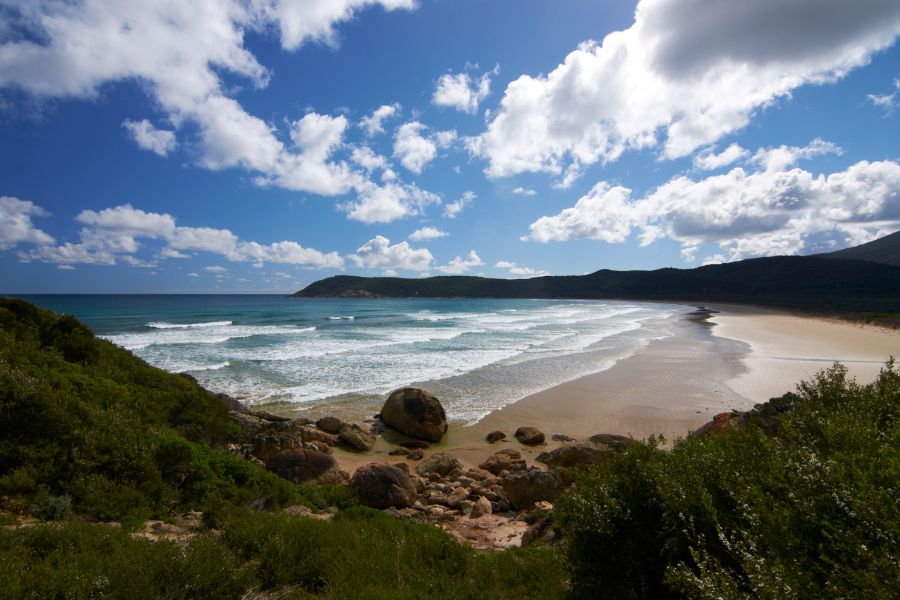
[294,255,900,313]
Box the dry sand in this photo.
[326,305,898,475]
[710,305,899,402]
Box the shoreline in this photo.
[324,304,898,474]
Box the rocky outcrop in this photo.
[380,387,448,443]
[415,453,462,478]
[350,463,417,509]
[485,430,506,443]
[479,449,527,475]
[337,424,376,451]
[514,426,545,446]
[251,423,338,467]
[691,411,744,436]
[272,449,349,485]
[500,467,565,510]
[536,442,614,469]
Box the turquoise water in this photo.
[17,295,682,423]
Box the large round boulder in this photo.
[272,448,349,485]
[350,463,417,509]
[380,387,448,443]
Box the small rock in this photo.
[316,416,345,434]
[399,440,430,450]
[350,463,417,509]
[423,490,449,506]
[415,453,462,478]
[469,496,492,518]
[457,499,474,515]
[447,487,469,508]
[479,448,527,475]
[338,424,376,451]
[514,426,546,446]
[521,516,559,547]
[407,449,424,461]
[588,433,638,451]
[533,501,554,513]
[485,430,506,443]
[273,448,349,485]
[536,442,615,469]
[551,433,575,442]
[389,447,410,456]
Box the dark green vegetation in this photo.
[0,510,566,600]
[561,361,899,599]
[295,256,900,313]
[820,230,900,266]
[2,298,897,598]
[0,297,343,526]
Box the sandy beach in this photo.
[324,305,899,474]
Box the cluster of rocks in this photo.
[224,386,450,486]
[222,386,638,546]
[349,433,636,537]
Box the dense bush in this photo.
[0,510,567,599]
[561,361,899,599]
[0,298,308,521]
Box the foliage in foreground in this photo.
[0,297,344,524]
[561,361,900,599]
[0,509,567,600]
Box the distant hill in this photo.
[819,230,900,266]
[295,255,900,313]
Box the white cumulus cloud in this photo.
[409,227,448,241]
[0,196,54,250]
[343,182,441,223]
[432,66,496,114]
[525,152,900,263]
[437,250,483,274]
[495,260,550,278]
[443,191,476,219]
[693,143,749,171]
[0,1,418,198]
[470,0,900,180]
[16,202,344,269]
[122,119,177,156]
[350,235,434,271]
[360,103,401,136]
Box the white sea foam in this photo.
[118,299,681,423]
[146,320,233,329]
[105,324,315,351]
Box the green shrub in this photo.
[0,299,310,521]
[0,522,250,600]
[29,494,72,521]
[561,361,899,599]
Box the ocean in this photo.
[17,295,683,423]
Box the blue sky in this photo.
[0,0,898,293]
